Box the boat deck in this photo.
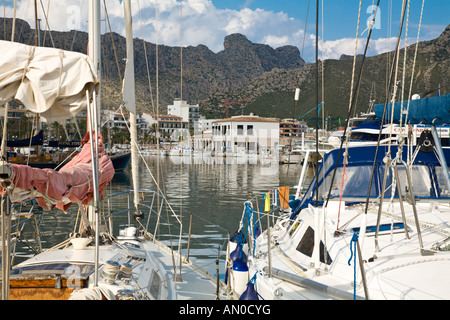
[5,235,225,300]
[143,239,223,300]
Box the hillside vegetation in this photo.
[1,18,448,127]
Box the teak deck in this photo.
[2,274,88,300]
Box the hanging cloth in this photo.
[278,186,290,210]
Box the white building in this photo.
[140,113,189,141]
[212,114,279,154]
[193,129,212,151]
[167,100,200,129]
[194,116,218,135]
[101,109,129,130]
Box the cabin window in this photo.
[435,167,450,198]
[382,165,433,198]
[296,226,332,265]
[289,220,302,236]
[320,166,377,199]
[350,222,406,235]
[149,270,161,299]
[441,138,450,146]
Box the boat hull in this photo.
[109,152,131,172]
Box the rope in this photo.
[335,160,348,231]
[348,232,359,300]
[298,103,322,120]
[362,0,409,217]
[399,0,411,136]
[324,0,381,210]
[245,271,264,300]
[38,0,55,47]
[117,105,181,226]
[137,0,156,112]
[347,0,362,127]
[387,0,409,156]
[102,0,122,81]
[405,0,426,124]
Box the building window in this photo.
[237,125,244,135]
[247,125,254,135]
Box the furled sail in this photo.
[0,133,115,211]
[0,40,98,122]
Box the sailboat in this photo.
[226,0,450,300]
[227,93,450,300]
[230,137,450,300]
[0,0,224,300]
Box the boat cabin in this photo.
[292,145,450,216]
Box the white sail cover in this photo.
[0,40,98,121]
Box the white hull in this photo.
[230,144,450,300]
[248,200,450,300]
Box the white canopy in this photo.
[0,40,98,121]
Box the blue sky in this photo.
[214,0,449,39]
[213,0,449,60]
[3,0,449,62]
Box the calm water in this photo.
[12,154,312,276]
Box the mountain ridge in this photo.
[0,18,448,124]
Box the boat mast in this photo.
[314,0,319,205]
[88,0,101,287]
[123,0,140,213]
[0,0,17,301]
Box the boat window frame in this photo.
[289,218,303,237]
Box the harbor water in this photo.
[12,154,312,278]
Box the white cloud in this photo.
[262,35,289,48]
[4,0,305,53]
[319,36,412,61]
[3,0,426,63]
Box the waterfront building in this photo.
[167,100,200,130]
[101,109,129,131]
[211,114,279,154]
[193,129,213,151]
[194,115,218,135]
[140,113,189,141]
[279,118,308,146]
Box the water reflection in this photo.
[12,154,306,276]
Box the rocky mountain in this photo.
[218,24,450,123]
[0,18,448,125]
[0,18,303,114]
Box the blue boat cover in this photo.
[291,145,450,217]
[374,94,450,125]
